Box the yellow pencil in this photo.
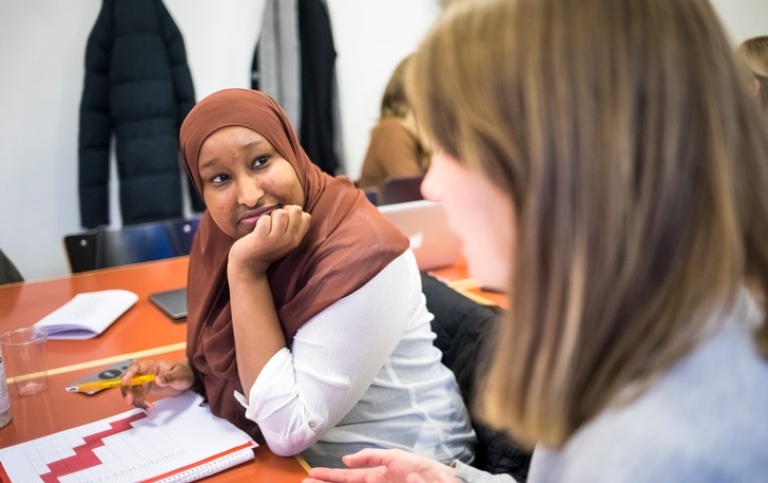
[65,374,156,393]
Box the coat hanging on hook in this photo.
[78,0,204,229]
[252,0,341,176]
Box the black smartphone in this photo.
[148,287,188,321]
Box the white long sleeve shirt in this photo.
[235,250,476,468]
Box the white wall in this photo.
[1,1,766,282]
[710,0,768,44]
[0,0,441,282]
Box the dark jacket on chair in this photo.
[422,273,531,482]
[78,0,202,229]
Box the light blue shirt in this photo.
[455,289,768,482]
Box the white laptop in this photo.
[378,200,461,271]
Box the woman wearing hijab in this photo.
[120,88,475,468]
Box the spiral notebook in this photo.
[0,391,257,483]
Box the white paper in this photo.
[0,391,257,483]
[33,290,138,339]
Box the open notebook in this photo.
[378,200,461,271]
[0,391,257,483]
[33,289,138,339]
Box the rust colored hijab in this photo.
[179,89,408,442]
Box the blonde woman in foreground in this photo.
[304,0,768,481]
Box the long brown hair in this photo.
[407,0,768,449]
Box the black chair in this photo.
[421,273,532,481]
[63,232,99,274]
[362,186,381,206]
[63,216,201,274]
[0,248,24,284]
[166,215,201,254]
[380,175,424,205]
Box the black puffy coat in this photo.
[422,273,532,482]
[78,0,201,229]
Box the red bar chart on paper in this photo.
[0,392,257,483]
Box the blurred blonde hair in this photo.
[407,0,768,449]
[380,55,412,120]
[737,36,768,111]
[380,54,432,169]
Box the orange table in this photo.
[429,257,509,309]
[0,255,504,482]
[0,257,191,375]
[0,257,308,482]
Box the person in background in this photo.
[304,0,768,481]
[120,88,475,468]
[357,54,432,194]
[737,36,768,113]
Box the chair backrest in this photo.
[98,222,178,268]
[63,232,99,274]
[63,216,201,274]
[380,175,424,205]
[362,186,381,206]
[0,248,24,284]
[165,216,201,255]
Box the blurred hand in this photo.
[229,205,311,275]
[303,449,458,483]
[120,359,194,411]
